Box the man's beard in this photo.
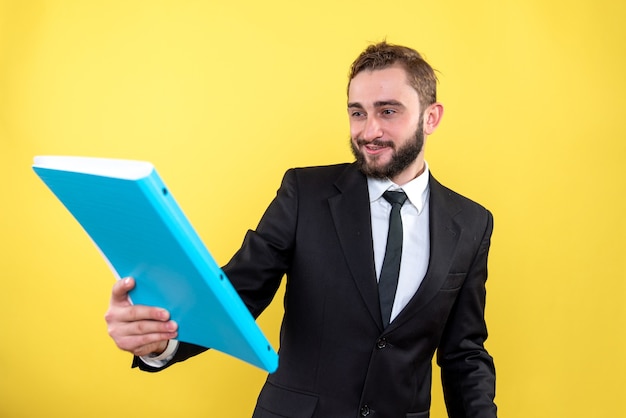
[351,120,424,180]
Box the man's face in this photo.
[348,64,425,184]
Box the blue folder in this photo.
[33,156,278,373]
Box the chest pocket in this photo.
[440,272,466,291]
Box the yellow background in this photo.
[1,1,625,416]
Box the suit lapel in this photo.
[389,174,463,330]
[328,164,383,328]
[327,168,463,330]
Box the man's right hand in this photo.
[104,277,178,357]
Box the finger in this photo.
[107,315,177,338]
[116,336,174,357]
[108,319,177,346]
[110,277,135,306]
[105,304,171,326]
[111,324,178,355]
[129,340,171,358]
[127,304,171,322]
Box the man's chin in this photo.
[357,160,392,179]
[351,144,393,178]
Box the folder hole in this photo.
[162,188,168,195]
[219,274,224,280]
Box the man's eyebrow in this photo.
[373,100,405,108]
[347,102,364,109]
[347,100,405,108]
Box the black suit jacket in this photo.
[138,163,496,418]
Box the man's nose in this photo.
[361,116,383,141]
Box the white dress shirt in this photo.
[367,162,430,323]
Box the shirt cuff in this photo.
[139,339,179,368]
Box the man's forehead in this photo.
[348,65,418,105]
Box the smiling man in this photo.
[348,62,440,185]
[106,42,497,417]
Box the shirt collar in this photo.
[367,161,430,214]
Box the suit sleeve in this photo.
[134,169,298,372]
[437,210,497,418]
[220,168,298,317]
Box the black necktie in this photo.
[379,190,408,328]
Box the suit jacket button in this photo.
[360,405,371,416]
[376,338,387,349]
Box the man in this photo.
[106,42,497,417]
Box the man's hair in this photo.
[348,41,438,109]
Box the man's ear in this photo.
[423,103,444,135]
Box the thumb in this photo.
[110,277,135,306]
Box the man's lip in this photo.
[363,143,391,154]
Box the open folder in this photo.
[32,156,278,373]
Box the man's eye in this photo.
[382,109,396,115]
[350,111,364,117]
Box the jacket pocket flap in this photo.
[256,382,318,417]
